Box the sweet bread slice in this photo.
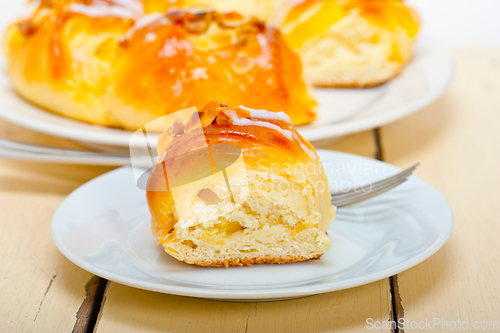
[147,100,335,267]
[273,0,420,87]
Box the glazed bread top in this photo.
[146,100,333,235]
[156,102,317,171]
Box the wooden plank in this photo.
[322,130,379,158]
[96,280,392,333]
[0,120,114,332]
[379,50,500,331]
[96,130,394,333]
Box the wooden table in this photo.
[1,50,499,332]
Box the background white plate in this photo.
[0,35,453,149]
[51,150,454,301]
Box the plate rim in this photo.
[0,34,454,147]
[51,150,454,300]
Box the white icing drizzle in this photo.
[238,105,292,124]
[293,131,316,160]
[123,12,166,39]
[232,107,315,159]
[111,0,144,14]
[254,34,273,69]
[70,3,139,19]
[144,32,157,42]
[134,12,165,29]
[225,110,294,141]
[191,67,208,80]
[20,0,40,19]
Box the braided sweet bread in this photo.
[3,0,317,130]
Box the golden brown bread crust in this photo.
[3,0,317,130]
[193,254,322,267]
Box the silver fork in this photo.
[0,138,151,168]
[0,137,418,207]
[331,163,419,208]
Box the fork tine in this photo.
[332,163,418,196]
[331,174,411,203]
[333,179,409,208]
[331,163,419,198]
[331,163,419,208]
[331,166,416,201]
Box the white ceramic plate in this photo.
[51,150,454,301]
[0,35,453,148]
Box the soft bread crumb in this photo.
[155,169,333,267]
[298,10,415,87]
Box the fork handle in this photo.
[0,145,132,166]
[0,138,153,167]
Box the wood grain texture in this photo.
[0,120,115,333]
[379,50,500,331]
[96,280,392,333]
[323,130,379,158]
